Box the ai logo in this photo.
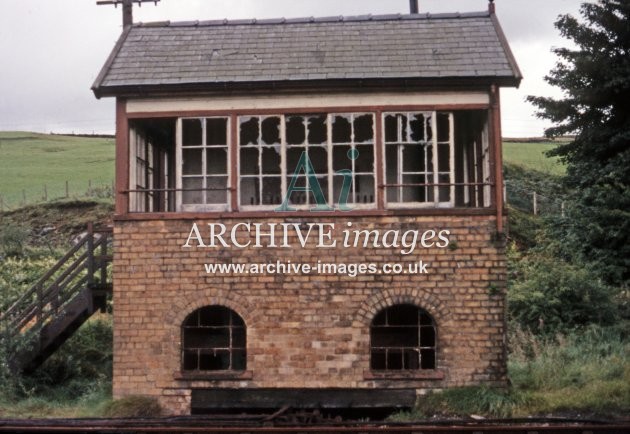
[276,149,359,212]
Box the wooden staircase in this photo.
[0,223,113,373]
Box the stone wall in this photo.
[112,214,506,415]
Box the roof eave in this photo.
[91,26,133,99]
[93,76,522,99]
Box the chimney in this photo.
[123,0,133,27]
[409,0,419,14]
[488,0,495,15]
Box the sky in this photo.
[0,0,582,137]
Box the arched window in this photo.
[182,306,246,371]
[370,304,436,370]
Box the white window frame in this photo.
[237,113,377,212]
[176,117,231,213]
[383,111,455,209]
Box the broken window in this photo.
[129,119,175,213]
[370,304,436,371]
[182,306,246,372]
[384,112,454,207]
[180,117,229,210]
[239,116,282,206]
[238,113,375,210]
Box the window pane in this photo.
[421,349,436,369]
[182,119,202,147]
[286,147,305,174]
[182,177,203,204]
[410,114,426,142]
[207,148,227,175]
[206,328,230,348]
[355,144,374,173]
[240,148,260,176]
[402,174,428,202]
[387,350,403,370]
[384,115,398,143]
[183,350,198,370]
[262,177,282,205]
[232,350,247,370]
[388,305,420,325]
[308,146,328,174]
[233,327,246,348]
[307,115,327,144]
[332,115,352,143]
[240,177,260,206]
[333,145,352,171]
[261,117,281,145]
[240,117,259,145]
[371,349,386,370]
[355,175,374,204]
[354,114,374,143]
[182,149,202,175]
[437,113,450,142]
[262,146,281,175]
[420,326,436,347]
[286,175,307,205]
[438,174,451,202]
[199,350,230,370]
[286,116,305,145]
[206,118,228,145]
[438,143,450,172]
[403,349,420,369]
[402,144,426,173]
[206,176,228,204]
[199,306,231,326]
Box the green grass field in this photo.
[503,141,566,176]
[0,132,114,209]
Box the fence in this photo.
[505,179,565,217]
[0,179,114,212]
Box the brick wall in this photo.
[112,215,507,415]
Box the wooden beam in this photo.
[490,85,504,233]
[191,388,416,410]
[115,98,130,215]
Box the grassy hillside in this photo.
[0,132,114,208]
[503,141,566,176]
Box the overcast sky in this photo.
[0,0,582,137]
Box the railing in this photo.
[0,224,113,348]
[125,182,495,213]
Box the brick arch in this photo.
[165,289,259,328]
[164,289,260,371]
[355,288,450,327]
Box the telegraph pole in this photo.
[97,0,161,28]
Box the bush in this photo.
[101,396,162,418]
[0,223,29,258]
[508,248,619,334]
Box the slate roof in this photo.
[92,11,521,98]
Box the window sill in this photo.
[175,370,253,381]
[364,370,444,380]
[115,207,497,221]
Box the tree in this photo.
[527,0,630,287]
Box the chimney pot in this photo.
[489,0,496,15]
[409,0,419,14]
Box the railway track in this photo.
[0,417,628,434]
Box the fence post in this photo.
[88,179,92,196]
[43,184,47,201]
[532,191,538,215]
[65,180,69,198]
[87,222,94,288]
[561,201,565,217]
[0,195,3,212]
[22,189,26,206]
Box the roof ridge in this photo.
[134,11,490,28]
